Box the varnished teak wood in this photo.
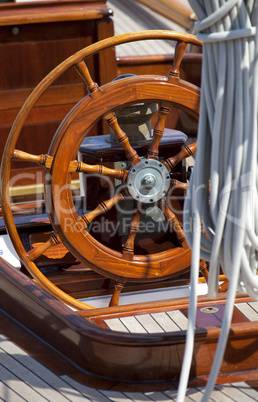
[1,30,202,310]
[1,3,256,393]
[0,0,115,170]
[0,254,257,391]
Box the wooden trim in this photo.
[0,309,78,377]
[0,84,86,111]
[116,53,203,66]
[9,179,80,197]
[135,0,196,30]
[0,256,258,389]
[78,290,251,318]
[0,1,112,26]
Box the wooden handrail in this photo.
[0,1,112,26]
[135,0,196,31]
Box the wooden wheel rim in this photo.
[48,76,200,282]
[0,31,202,307]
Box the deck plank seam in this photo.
[0,364,28,402]
[164,311,184,331]
[0,334,88,401]
[231,381,258,400]
[0,361,47,402]
[215,383,257,402]
[135,314,165,333]
[150,313,168,332]
[248,301,258,313]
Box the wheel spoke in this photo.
[199,260,209,282]
[109,282,125,307]
[163,141,197,172]
[218,279,229,293]
[147,105,170,160]
[69,160,129,181]
[13,150,129,182]
[75,61,102,98]
[168,41,187,79]
[105,114,141,166]
[122,209,141,261]
[76,61,141,166]
[171,179,189,191]
[13,149,53,168]
[162,201,189,249]
[2,31,202,308]
[27,233,61,261]
[79,192,125,230]
[199,260,229,292]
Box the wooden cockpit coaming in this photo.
[0,255,258,391]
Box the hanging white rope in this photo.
[177,1,258,401]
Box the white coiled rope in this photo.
[177,1,258,401]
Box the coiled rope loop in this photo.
[177,1,258,401]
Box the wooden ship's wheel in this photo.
[1,31,203,309]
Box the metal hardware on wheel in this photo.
[127,159,170,204]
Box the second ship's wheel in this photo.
[1,31,203,308]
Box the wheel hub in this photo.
[141,173,156,190]
[127,159,170,203]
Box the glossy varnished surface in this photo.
[101,298,258,334]
[1,322,258,401]
[0,0,112,26]
[1,31,201,310]
[1,3,256,392]
[2,201,257,391]
[0,0,115,171]
[0,252,257,390]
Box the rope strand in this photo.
[177,1,258,400]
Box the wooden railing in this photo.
[135,0,196,30]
